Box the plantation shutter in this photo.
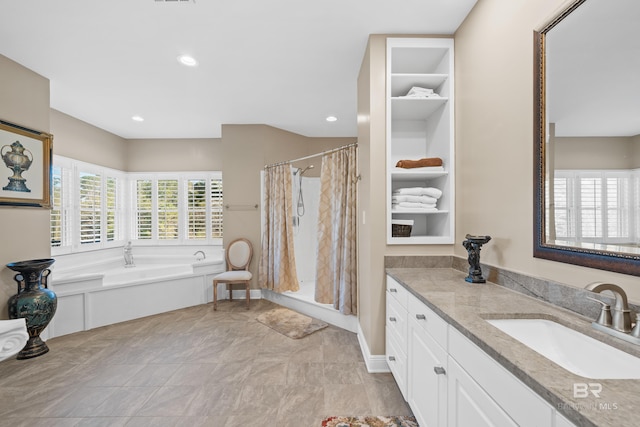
[211,177,223,239]
[158,179,179,240]
[51,166,63,247]
[136,179,153,239]
[79,172,102,244]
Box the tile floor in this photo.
[0,299,411,426]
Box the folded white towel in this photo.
[392,201,437,209]
[392,206,438,212]
[393,187,443,199]
[392,195,438,204]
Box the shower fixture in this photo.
[295,164,314,217]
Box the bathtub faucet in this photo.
[124,241,135,268]
[193,250,206,261]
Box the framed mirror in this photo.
[534,0,640,275]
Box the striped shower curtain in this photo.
[315,145,358,315]
[258,164,300,293]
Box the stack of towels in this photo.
[392,187,442,212]
[398,86,441,99]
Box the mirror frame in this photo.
[533,0,640,276]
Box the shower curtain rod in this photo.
[263,142,357,170]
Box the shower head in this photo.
[299,165,315,176]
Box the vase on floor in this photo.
[6,258,56,359]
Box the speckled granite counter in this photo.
[386,267,640,427]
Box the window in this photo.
[51,156,223,252]
[131,172,223,244]
[551,170,637,246]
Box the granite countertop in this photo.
[386,267,640,427]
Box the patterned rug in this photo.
[321,416,418,427]
[256,307,328,339]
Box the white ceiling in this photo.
[0,0,477,139]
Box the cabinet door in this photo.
[448,357,518,427]
[408,320,447,427]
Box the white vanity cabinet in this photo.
[385,275,578,427]
[386,38,455,244]
[407,292,448,427]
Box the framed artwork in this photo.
[0,119,53,208]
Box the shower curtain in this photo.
[258,164,300,293]
[315,145,357,315]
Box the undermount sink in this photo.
[487,318,640,379]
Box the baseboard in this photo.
[357,322,390,373]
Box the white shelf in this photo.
[386,37,455,245]
[390,97,448,121]
[391,169,447,181]
[392,209,449,215]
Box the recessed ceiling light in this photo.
[326,116,338,122]
[177,55,198,67]
[132,115,144,122]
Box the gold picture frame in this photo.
[0,119,53,208]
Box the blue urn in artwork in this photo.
[6,258,57,359]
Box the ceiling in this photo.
[0,0,477,139]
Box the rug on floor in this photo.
[321,416,418,427]
[256,307,328,339]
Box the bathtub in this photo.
[47,254,225,338]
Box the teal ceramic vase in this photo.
[6,258,56,359]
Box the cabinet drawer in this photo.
[386,325,408,400]
[408,292,448,350]
[386,291,408,342]
[387,275,409,308]
[449,327,554,427]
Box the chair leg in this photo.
[213,280,218,311]
[245,282,250,310]
[228,283,232,301]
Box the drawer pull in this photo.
[389,317,397,322]
[433,366,446,375]
[389,356,396,362]
[416,314,426,320]
[389,288,398,293]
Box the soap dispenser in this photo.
[587,297,612,327]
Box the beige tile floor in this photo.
[0,299,411,426]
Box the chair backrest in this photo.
[226,238,253,271]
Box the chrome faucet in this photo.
[585,282,633,332]
[193,250,206,261]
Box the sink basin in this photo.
[487,318,640,379]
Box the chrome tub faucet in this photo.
[193,250,206,261]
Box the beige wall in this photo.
[555,136,636,169]
[51,109,127,170]
[221,124,355,288]
[0,55,51,320]
[126,138,223,172]
[455,0,640,303]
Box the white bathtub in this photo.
[47,255,225,338]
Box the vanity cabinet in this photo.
[385,275,578,427]
[386,38,455,244]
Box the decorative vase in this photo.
[6,258,56,359]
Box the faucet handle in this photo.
[587,296,613,327]
[631,313,640,338]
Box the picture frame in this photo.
[0,119,53,208]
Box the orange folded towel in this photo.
[395,157,443,169]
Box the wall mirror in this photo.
[534,0,640,275]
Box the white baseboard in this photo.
[357,322,390,373]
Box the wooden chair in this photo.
[213,238,253,310]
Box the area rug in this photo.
[321,416,418,427]
[256,307,328,339]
